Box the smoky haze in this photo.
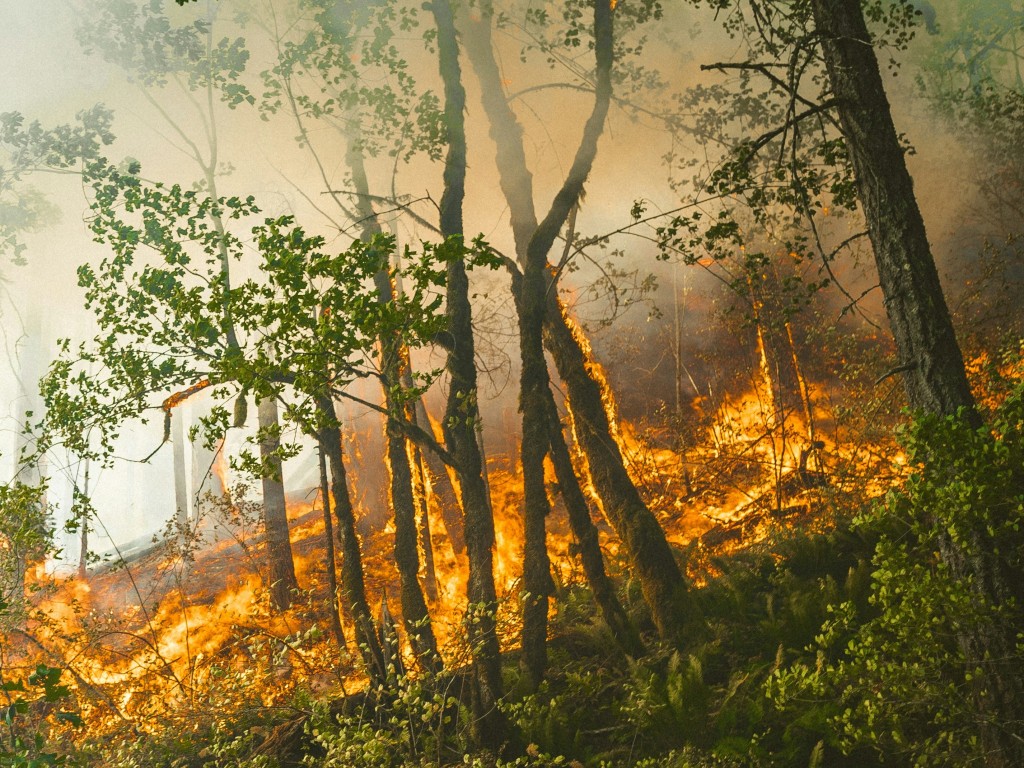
[0,0,1016,564]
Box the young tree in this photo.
[430,0,511,747]
[77,0,302,609]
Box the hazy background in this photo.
[1,0,1012,566]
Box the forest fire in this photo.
[3,0,1023,765]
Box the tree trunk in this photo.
[410,444,440,604]
[172,408,189,531]
[78,458,90,580]
[810,1,1023,762]
[516,0,617,690]
[384,410,441,670]
[318,444,346,647]
[258,397,299,612]
[809,0,977,426]
[346,130,440,672]
[516,261,556,691]
[431,0,510,749]
[543,299,697,645]
[316,394,387,684]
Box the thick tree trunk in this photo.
[809,0,977,426]
[316,395,387,684]
[431,0,510,749]
[257,397,299,611]
[462,4,694,647]
[810,1,1023,762]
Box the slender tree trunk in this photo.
[384,410,441,669]
[78,458,90,580]
[172,408,189,531]
[810,1,1022,762]
[515,263,556,690]
[431,0,509,749]
[316,394,387,683]
[516,0,617,690]
[410,444,440,603]
[345,132,439,671]
[462,4,694,646]
[543,301,697,644]
[318,444,345,647]
[543,391,645,657]
[258,397,299,611]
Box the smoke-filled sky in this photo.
[1,0,1016,558]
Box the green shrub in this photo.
[768,391,1024,766]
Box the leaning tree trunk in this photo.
[257,397,299,611]
[462,4,695,647]
[316,394,387,684]
[431,0,510,750]
[810,0,1023,763]
[543,300,698,645]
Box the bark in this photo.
[318,444,346,646]
[462,3,694,646]
[346,131,440,672]
[316,395,387,684]
[543,391,645,658]
[258,397,299,611]
[431,0,510,749]
[810,0,1023,762]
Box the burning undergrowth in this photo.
[1,363,913,751]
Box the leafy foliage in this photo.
[769,390,1024,766]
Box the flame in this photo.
[11,324,934,745]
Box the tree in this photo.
[808,0,1021,761]
[429,0,512,748]
[686,0,1022,760]
[77,0,301,610]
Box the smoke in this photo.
[2,0,1021,557]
